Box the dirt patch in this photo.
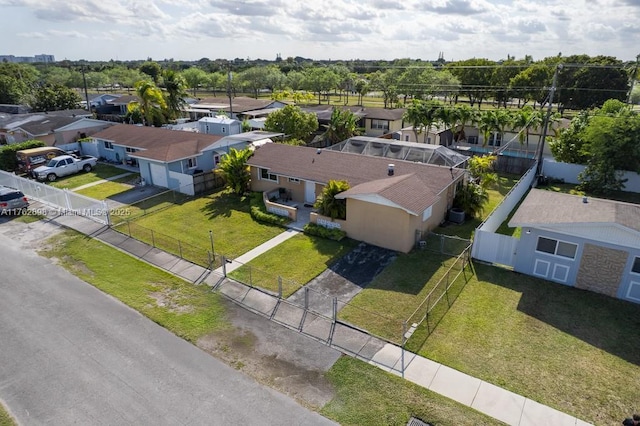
[148,289,194,313]
[198,300,340,410]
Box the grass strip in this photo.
[39,230,227,342]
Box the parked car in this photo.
[15,147,67,175]
[33,155,98,182]
[0,186,29,214]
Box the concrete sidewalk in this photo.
[71,172,134,192]
[215,228,300,274]
[40,210,592,426]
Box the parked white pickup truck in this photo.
[34,155,98,181]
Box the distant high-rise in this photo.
[0,54,55,63]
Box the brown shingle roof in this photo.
[92,123,222,162]
[508,189,640,232]
[247,143,462,214]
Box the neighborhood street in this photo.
[0,220,335,426]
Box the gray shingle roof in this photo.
[508,189,640,232]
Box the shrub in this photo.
[249,192,290,226]
[0,139,46,171]
[303,223,346,241]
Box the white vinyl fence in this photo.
[543,158,640,192]
[0,170,110,225]
[471,161,538,267]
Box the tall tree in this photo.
[32,83,81,111]
[139,61,162,84]
[182,67,208,96]
[322,107,361,145]
[162,69,188,120]
[302,67,339,104]
[0,75,26,104]
[447,58,495,108]
[133,80,166,126]
[264,105,318,141]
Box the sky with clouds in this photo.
[1,0,638,63]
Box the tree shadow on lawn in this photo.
[200,189,249,219]
[476,265,640,366]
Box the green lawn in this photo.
[0,402,16,426]
[127,189,283,261]
[39,230,228,342]
[48,163,130,189]
[75,180,135,200]
[418,263,640,425]
[338,250,466,343]
[321,357,502,426]
[228,234,358,296]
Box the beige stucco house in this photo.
[247,143,465,253]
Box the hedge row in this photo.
[248,192,290,226]
[303,223,346,241]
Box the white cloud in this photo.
[0,0,637,61]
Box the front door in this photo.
[305,181,316,204]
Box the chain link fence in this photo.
[416,231,471,256]
[404,246,473,353]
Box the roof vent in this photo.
[388,163,395,176]
[582,196,588,203]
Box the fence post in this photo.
[207,251,212,267]
[278,276,282,299]
[222,256,227,276]
[104,200,111,226]
[401,320,407,379]
[151,229,155,247]
[249,266,252,287]
[178,240,183,259]
[332,297,337,323]
[304,287,309,310]
[127,220,131,237]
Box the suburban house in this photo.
[86,93,121,110]
[508,189,640,304]
[198,116,242,136]
[247,143,465,253]
[301,105,406,139]
[186,97,287,121]
[0,111,109,146]
[89,124,281,194]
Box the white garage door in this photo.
[149,163,168,188]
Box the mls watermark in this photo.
[3,207,132,217]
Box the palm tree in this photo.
[315,180,349,220]
[477,109,498,147]
[403,99,425,142]
[162,70,188,120]
[134,80,166,126]
[453,182,489,218]
[217,148,253,195]
[435,104,458,146]
[454,104,476,142]
[323,107,361,146]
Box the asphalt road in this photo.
[0,222,336,426]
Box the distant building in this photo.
[0,54,55,63]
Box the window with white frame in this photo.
[632,257,640,274]
[125,147,137,153]
[187,157,197,169]
[104,141,113,150]
[288,177,300,184]
[213,154,220,166]
[536,236,577,259]
[422,205,432,222]
[371,119,389,131]
[260,168,278,182]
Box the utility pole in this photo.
[227,62,233,117]
[535,63,562,178]
[627,54,640,105]
[81,63,90,112]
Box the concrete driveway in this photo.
[287,242,397,317]
[0,220,336,426]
